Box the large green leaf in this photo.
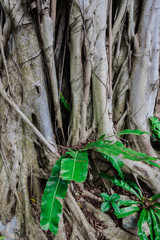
[117,129,149,136]
[138,209,149,240]
[118,199,140,207]
[40,157,69,235]
[115,206,140,218]
[60,150,89,182]
[150,209,160,240]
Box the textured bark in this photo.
[0,0,160,239]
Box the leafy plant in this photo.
[100,174,160,240]
[40,129,159,235]
[0,237,5,240]
[60,92,71,112]
[149,115,160,142]
[100,193,120,213]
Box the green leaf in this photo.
[117,129,149,136]
[94,140,157,161]
[110,193,120,202]
[84,139,105,150]
[100,193,111,201]
[138,209,149,240]
[149,194,160,202]
[100,174,142,200]
[149,116,160,142]
[102,154,124,178]
[111,178,142,200]
[40,157,69,235]
[118,199,140,207]
[150,209,160,240]
[99,172,113,180]
[101,201,110,212]
[154,209,160,221]
[145,161,160,169]
[111,201,121,213]
[126,180,143,198]
[0,237,5,240]
[115,206,140,218]
[153,203,160,208]
[60,150,89,182]
[60,92,71,112]
[148,210,154,240]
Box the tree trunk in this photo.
[0,0,159,239]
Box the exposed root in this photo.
[65,190,97,240]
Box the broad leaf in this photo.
[115,206,140,218]
[150,209,160,240]
[100,193,111,201]
[138,209,149,240]
[117,129,149,136]
[101,201,110,212]
[60,150,89,182]
[40,157,69,235]
[149,194,160,202]
[118,199,139,207]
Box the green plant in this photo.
[60,92,71,112]
[0,237,5,240]
[149,115,160,142]
[100,173,160,240]
[100,193,120,213]
[40,129,159,235]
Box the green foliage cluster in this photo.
[40,129,159,236]
[100,173,160,240]
[149,115,160,142]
